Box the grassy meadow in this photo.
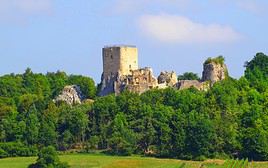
[1,154,268,168]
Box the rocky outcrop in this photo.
[178,57,228,91]
[158,71,178,87]
[202,62,228,84]
[54,85,84,105]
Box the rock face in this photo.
[202,62,228,84]
[55,85,84,105]
[158,71,178,87]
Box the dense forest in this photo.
[1,53,268,161]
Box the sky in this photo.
[0,0,268,83]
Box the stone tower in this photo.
[99,45,138,96]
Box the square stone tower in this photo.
[99,45,138,96]
[102,45,138,79]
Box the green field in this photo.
[0,154,268,168]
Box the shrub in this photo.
[28,146,70,168]
[0,148,8,158]
[0,142,37,157]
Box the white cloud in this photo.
[0,0,52,22]
[138,14,242,43]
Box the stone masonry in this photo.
[99,45,228,96]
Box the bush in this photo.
[28,146,70,168]
[107,136,134,156]
[0,142,37,157]
[194,155,207,161]
[0,148,8,158]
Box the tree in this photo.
[169,110,186,158]
[245,53,268,92]
[23,105,40,145]
[134,105,156,154]
[91,95,119,149]
[22,68,51,99]
[152,104,173,157]
[178,72,200,81]
[107,113,136,156]
[185,111,216,160]
[28,146,69,168]
[57,104,89,150]
[46,71,68,98]
[68,75,96,99]
[240,104,268,160]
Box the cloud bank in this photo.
[138,14,242,44]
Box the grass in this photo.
[0,154,268,168]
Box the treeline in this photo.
[1,53,268,161]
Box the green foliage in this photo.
[0,148,7,158]
[245,52,268,92]
[107,112,136,156]
[28,146,69,168]
[68,75,96,99]
[204,56,225,66]
[0,142,37,157]
[58,104,90,150]
[178,72,200,81]
[2,53,268,162]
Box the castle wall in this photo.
[125,68,158,94]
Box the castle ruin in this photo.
[99,45,228,96]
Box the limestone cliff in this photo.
[54,85,84,105]
[202,58,228,84]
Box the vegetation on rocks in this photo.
[204,56,225,66]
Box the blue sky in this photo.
[0,0,268,83]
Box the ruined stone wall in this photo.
[158,71,178,87]
[125,67,158,94]
[177,80,209,91]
